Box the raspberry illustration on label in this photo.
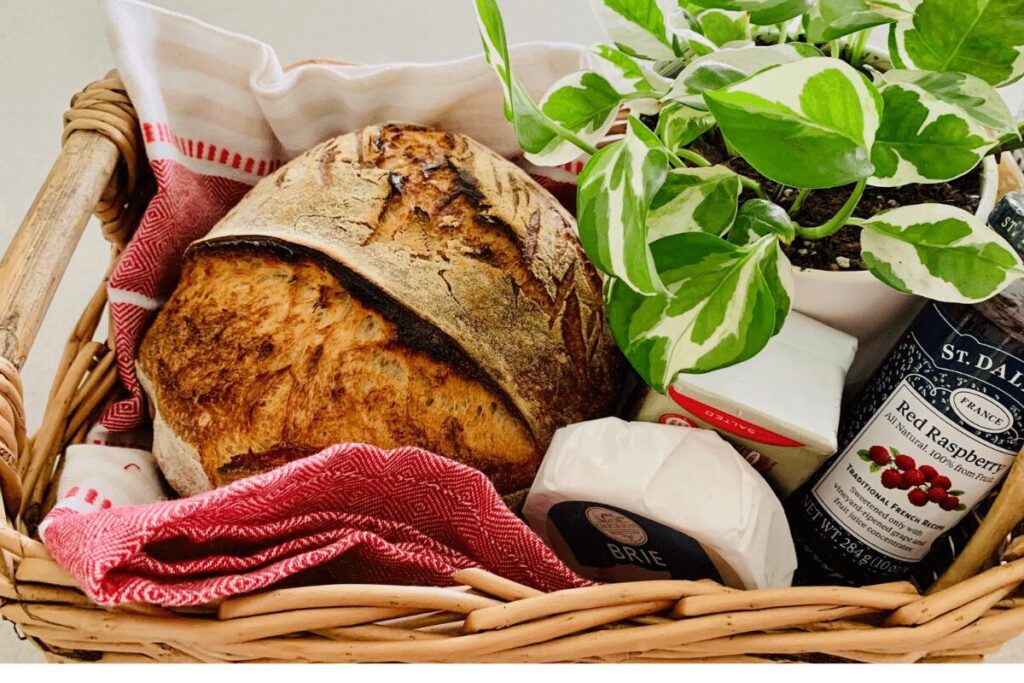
[857,445,967,511]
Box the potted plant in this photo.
[474,0,1024,390]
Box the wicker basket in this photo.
[2,74,1024,665]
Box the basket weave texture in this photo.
[1,73,1024,664]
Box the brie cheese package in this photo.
[523,418,796,589]
[634,312,857,497]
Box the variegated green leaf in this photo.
[687,0,814,24]
[860,205,1024,302]
[590,44,672,94]
[670,28,719,57]
[728,199,797,245]
[577,116,672,295]
[750,0,815,23]
[648,166,741,239]
[696,9,750,46]
[889,0,1024,87]
[806,0,911,43]
[664,44,822,108]
[529,71,625,166]
[588,45,669,116]
[655,102,716,150]
[704,57,883,188]
[879,70,1017,135]
[475,0,563,154]
[756,237,795,335]
[590,0,680,60]
[870,79,996,186]
[605,233,791,391]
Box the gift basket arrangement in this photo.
[4,0,1024,664]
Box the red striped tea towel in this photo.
[98,0,587,431]
[42,442,589,606]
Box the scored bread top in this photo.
[138,123,627,494]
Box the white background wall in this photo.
[0,0,1021,664]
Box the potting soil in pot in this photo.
[692,132,985,275]
[781,167,984,272]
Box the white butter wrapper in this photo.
[523,418,796,589]
[635,312,857,497]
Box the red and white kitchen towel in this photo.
[42,441,589,606]
[35,0,596,605]
[99,0,587,431]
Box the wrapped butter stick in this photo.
[634,312,857,498]
[523,418,796,589]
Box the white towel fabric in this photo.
[102,0,588,185]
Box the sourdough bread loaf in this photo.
[137,123,627,496]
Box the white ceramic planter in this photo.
[792,156,1000,388]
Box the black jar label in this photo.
[989,191,1024,247]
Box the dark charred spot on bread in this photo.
[217,444,320,483]
[315,284,334,310]
[453,165,487,206]
[419,157,448,178]
[473,212,502,227]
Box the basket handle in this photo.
[0,73,145,514]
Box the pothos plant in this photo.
[475,0,1024,394]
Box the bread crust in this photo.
[138,123,627,494]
